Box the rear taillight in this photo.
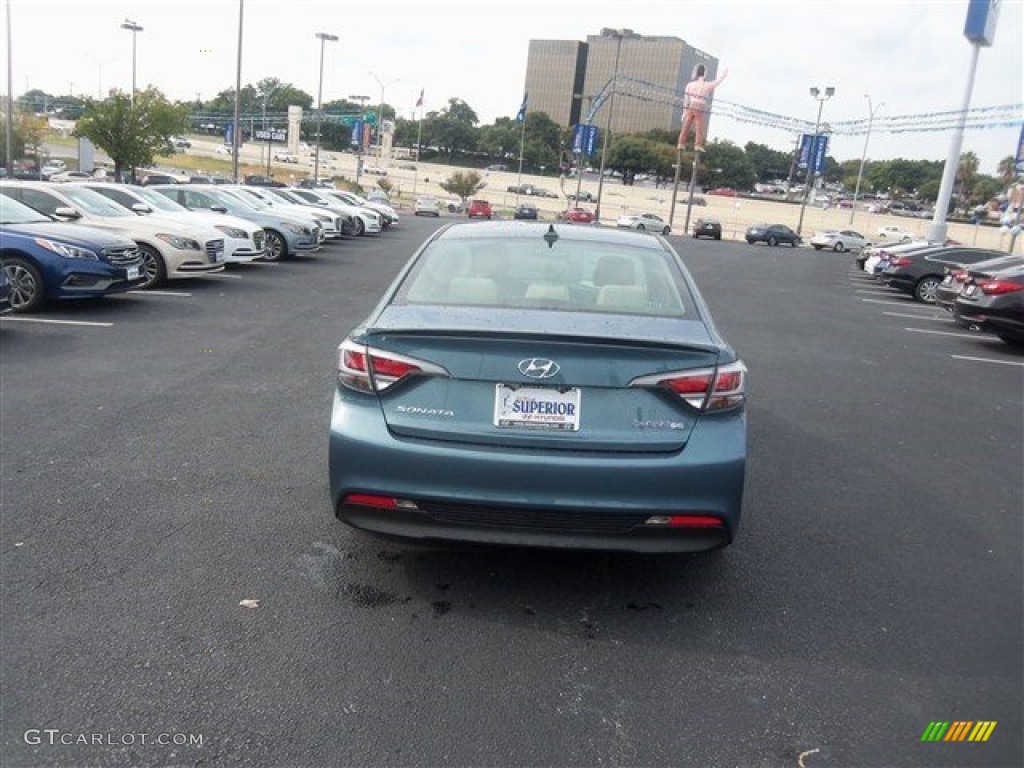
[337,338,448,392]
[631,361,746,412]
[890,256,913,267]
[978,280,1024,296]
[952,269,969,283]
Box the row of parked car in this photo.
[856,238,1022,346]
[0,179,400,314]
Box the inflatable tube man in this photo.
[678,64,728,153]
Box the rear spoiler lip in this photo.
[359,326,724,357]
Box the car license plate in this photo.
[494,384,580,431]
[964,284,977,297]
[126,266,140,279]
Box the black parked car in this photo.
[243,175,287,188]
[745,223,800,247]
[935,255,1023,313]
[952,261,1024,345]
[693,217,722,240]
[880,245,1006,303]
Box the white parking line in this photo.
[855,288,896,294]
[204,272,244,279]
[1,316,113,327]
[883,311,949,321]
[860,297,911,305]
[904,327,978,339]
[951,354,1024,367]
[128,290,193,297]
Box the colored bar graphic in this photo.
[945,721,973,741]
[921,721,996,742]
[969,722,997,742]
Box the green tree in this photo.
[956,151,980,210]
[700,140,756,191]
[75,88,190,179]
[425,98,479,159]
[744,141,792,182]
[606,135,666,185]
[996,155,1018,186]
[440,170,485,204]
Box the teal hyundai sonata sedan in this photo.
[328,221,747,553]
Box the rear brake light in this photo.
[337,338,448,392]
[978,280,1024,296]
[631,361,746,411]
[890,256,913,267]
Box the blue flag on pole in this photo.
[516,93,528,122]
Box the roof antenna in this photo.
[543,224,559,249]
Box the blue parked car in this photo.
[328,221,748,553]
[0,258,11,314]
[0,195,146,312]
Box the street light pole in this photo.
[594,28,632,223]
[313,31,338,183]
[120,19,143,106]
[369,71,399,163]
[230,0,243,183]
[849,95,883,226]
[796,85,834,236]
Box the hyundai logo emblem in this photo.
[518,358,560,379]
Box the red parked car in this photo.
[467,199,493,219]
[562,206,595,224]
[707,187,738,197]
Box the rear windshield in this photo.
[395,235,695,317]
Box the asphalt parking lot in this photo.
[2,219,1021,767]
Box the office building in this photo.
[523,31,719,136]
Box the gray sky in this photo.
[4,0,1022,175]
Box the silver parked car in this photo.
[809,229,872,252]
[149,184,320,261]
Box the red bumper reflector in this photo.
[644,514,724,528]
[344,494,400,509]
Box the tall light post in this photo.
[369,71,399,162]
[120,19,143,106]
[313,32,338,183]
[5,0,13,175]
[231,0,243,183]
[849,95,883,226]
[796,85,834,236]
[594,28,632,222]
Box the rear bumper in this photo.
[328,389,746,553]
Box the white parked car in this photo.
[41,159,67,177]
[810,229,871,252]
[0,180,225,288]
[283,187,383,236]
[616,212,671,235]
[414,196,440,217]
[331,190,403,228]
[78,183,266,264]
[229,185,340,240]
[877,225,914,243]
[273,151,299,164]
[318,188,397,229]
